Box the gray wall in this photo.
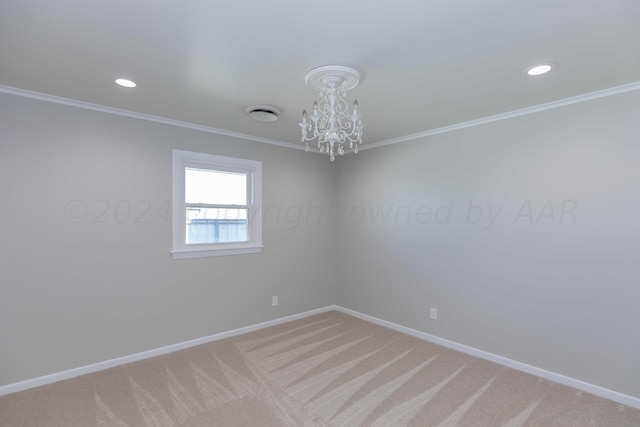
[336,90,640,398]
[2,88,639,401]
[0,93,337,386]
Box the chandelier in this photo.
[299,66,364,161]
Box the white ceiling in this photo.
[1,0,639,147]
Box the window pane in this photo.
[185,168,247,205]
[186,207,248,244]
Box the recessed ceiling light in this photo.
[526,63,556,76]
[245,105,281,122]
[115,78,137,88]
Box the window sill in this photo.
[171,244,264,259]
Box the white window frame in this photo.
[171,150,262,259]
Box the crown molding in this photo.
[361,80,640,151]
[3,81,640,155]
[0,85,305,151]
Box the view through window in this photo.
[185,168,249,244]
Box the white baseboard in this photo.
[2,304,639,410]
[0,305,336,397]
[333,305,640,410]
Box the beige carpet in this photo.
[1,311,639,426]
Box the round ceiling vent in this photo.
[245,105,281,122]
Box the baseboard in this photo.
[333,305,640,410]
[3,304,639,410]
[0,305,337,397]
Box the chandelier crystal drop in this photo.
[299,66,364,161]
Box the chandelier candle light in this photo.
[299,66,364,161]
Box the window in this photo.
[172,150,262,258]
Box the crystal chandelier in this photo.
[299,66,363,161]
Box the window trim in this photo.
[171,150,263,259]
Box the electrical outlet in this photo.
[429,307,438,320]
[272,296,278,306]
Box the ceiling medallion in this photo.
[299,66,364,161]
